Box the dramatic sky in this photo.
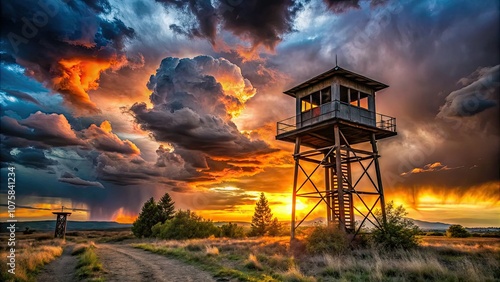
[1,0,499,227]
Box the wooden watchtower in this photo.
[53,207,71,239]
[276,65,397,238]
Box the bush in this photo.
[446,224,470,238]
[152,210,220,239]
[219,223,245,238]
[371,202,420,249]
[306,225,348,254]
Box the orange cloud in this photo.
[83,120,140,155]
[401,161,460,176]
[52,56,127,115]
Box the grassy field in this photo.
[2,230,499,281]
[0,234,64,282]
[135,236,500,282]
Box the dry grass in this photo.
[135,235,500,282]
[0,239,64,282]
[280,265,316,282]
[244,254,263,270]
[205,245,220,256]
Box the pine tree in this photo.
[250,193,273,236]
[158,192,175,223]
[132,197,161,238]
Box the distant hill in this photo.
[294,217,452,230]
[0,220,132,232]
[410,219,450,230]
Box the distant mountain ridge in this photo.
[216,218,454,230]
[0,220,132,232]
[2,218,484,233]
[302,217,452,230]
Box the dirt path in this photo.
[96,243,216,282]
[37,244,78,282]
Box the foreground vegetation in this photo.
[0,238,63,282]
[73,242,104,281]
[135,236,500,282]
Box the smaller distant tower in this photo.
[53,207,71,239]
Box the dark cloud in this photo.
[11,148,58,170]
[1,112,84,148]
[0,0,134,114]
[156,0,305,49]
[438,65,499,118]
[219,0,305,49]
[323,0,388,13]
[2,89,41,105]
[131,55,277,159]
[157,0,218,45]
[58,171,105,188]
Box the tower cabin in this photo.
[276,66,397,236]
[276,66,396,147]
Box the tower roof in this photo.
[284,66,388,97]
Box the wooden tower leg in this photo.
[291,137,301,239]
[325,152,331,225]
[371,133,387,226]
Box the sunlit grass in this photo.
[0,239,64,282]
[134,236,500,281]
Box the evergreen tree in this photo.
[250,193,273,236]
[158,192,175,223]
[132,197,161,238]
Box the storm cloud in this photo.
[157,0,306,50]
[438,65,499,118]
[131,56,277,160]
[59,171,105,189]
[1,0,134,114]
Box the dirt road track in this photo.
[96,244,216,282]
[37,244,78,282]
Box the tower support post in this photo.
[291,137,301,239]
[325,152,331,225]
[371,133,387,226]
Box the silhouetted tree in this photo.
[158,192,175,223]
[250,193,273,236]
[132,197,160,238]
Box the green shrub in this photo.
[426,231,445,236]
[219,223,245,238]
[446,225,470,238]
[371,202,420,249]
[152,210,220,239]
[305,225,348,254]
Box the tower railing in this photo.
[277,100,396,135]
